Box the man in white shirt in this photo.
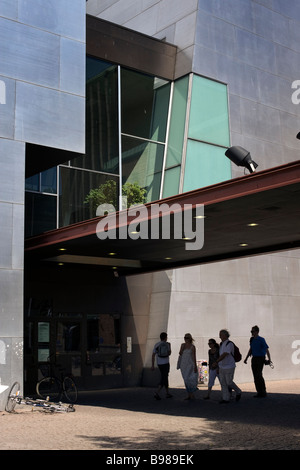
[214,329,242,404]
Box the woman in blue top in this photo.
[244,325,272,397]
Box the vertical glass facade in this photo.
[183,75,231,192]
[25,60,231,237]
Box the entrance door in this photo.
[24,310,122,393]
[84,313,122,389]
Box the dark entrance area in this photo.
[24,261,127,395]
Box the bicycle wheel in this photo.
[5,381,20,412]
[36,377,61,401]
[63,376,78,403]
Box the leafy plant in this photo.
[122,181,147,207]
[84,180,146,214]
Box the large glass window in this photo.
[59,167,119,226]
[182,75,231,192]
[25,61,232,234]
[121,69,170,142]
[121,69,170,202]
[72,58,119,173]
[188,75,230,147]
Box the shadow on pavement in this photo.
[77,385,300,430]
[74,385,300,450]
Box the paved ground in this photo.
[1,379,299,452]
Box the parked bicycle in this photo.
[6,382,75,413]
[36,356,78,403]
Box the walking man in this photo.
[151,332,172,399]
[244,325,271,398]
[213,329,242,403]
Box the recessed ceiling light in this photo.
[165,257,172,260]
[239,243,248,247]
[108,252,116,255]
[194,215,206,219]
[59,248,66,251]
[247,223,259,227]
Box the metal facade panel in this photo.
[15,82,85,153]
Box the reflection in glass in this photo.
[41,167,57,194]
[25,192,57,237]
[72,57,119,173]
[25,173,39,191]
[121,69,170,142]
[122,135,164,202]
[59,167,119,226]
[56,321,81,352]
[87,314,121,376]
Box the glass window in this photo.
[121,135,164,202]
[56,321,81,353]
[165,76,189,168]
[188,75,230,147]
[25,174,39,192]
[41,167,57,194]
[183,140,232,192]
[87,314,121,375]
[162,166,181,198]
[59,167,119,226]
[121,68,170,142]
[72,57,119,173]
[25,192,57,237]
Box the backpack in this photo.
[157,341,170,358]
[227,340,242,362]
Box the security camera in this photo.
[225,146,258,174]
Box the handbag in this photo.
[176,355,181,370]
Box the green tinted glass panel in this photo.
[165,76,189,167]
[183,141,231,192]
[189,76,230,147]
[162,166,181,198]
[122,135,164,202]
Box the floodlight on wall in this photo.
[225,146,258,174]
[297,132,300,140]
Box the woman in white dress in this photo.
[178,333,198,400]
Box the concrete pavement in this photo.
[1,379,299,451]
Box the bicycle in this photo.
[5,382,75,413]
[36,357,78,403]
